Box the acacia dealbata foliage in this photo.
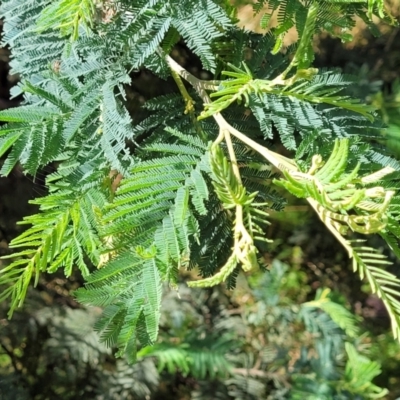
[0,0,399,363]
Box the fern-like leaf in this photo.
[351,243,400,340]
[0,187,105,317]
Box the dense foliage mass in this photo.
[0,1,400,397]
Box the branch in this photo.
[165,55,296,172]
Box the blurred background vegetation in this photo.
[1,3,400,399]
